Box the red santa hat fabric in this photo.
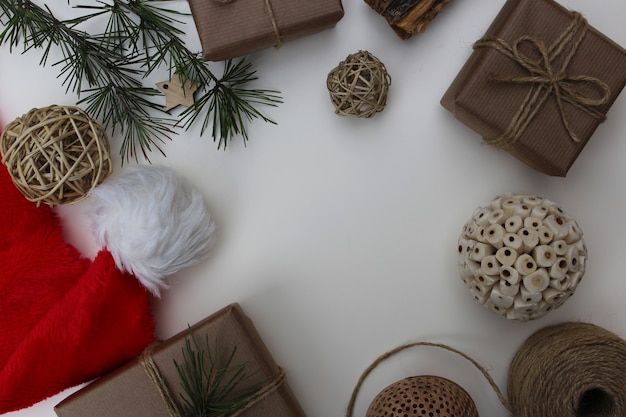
[0,162,155,413]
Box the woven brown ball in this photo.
[0,105,112,206]
[327,50,391,118]
[366,376,479,417]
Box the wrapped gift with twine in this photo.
[188,0,344,61]
[441,0,626,176]
[54,304,306,417]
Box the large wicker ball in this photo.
[327,50,391,118]
[458,193,587,321]
[366,376,479,417]
[0,105,112,206]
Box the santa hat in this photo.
[0,162,216,413]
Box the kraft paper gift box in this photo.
[441,0,626,176]
[55,304,306,417]
[189,0,345,61]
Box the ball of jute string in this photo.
[327,50,391,118]
[366,375,479,417]
[0,105,112,207]
[508,321,626,417]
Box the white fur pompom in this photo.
[88,165,217,297]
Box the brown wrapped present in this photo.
[441,0,626,176]
[189,0,344,61]
[364,0,453,39]
[54,304,306,417]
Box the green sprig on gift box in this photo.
[0,0,282,163]
[175,335,265,417]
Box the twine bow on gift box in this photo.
[474,12,611,149]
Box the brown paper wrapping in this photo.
[54,304,306,417]
[441,0,626,176]
[189,0,344,61]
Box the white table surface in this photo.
[2,0,626,416]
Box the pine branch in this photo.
[179,59,283,149]
[91,0,283,149]
[0,0,282,161]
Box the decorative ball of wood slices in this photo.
[458,193,587,321]
[0,105,112,206]
[366,376,479,417]
[327,50,391,118]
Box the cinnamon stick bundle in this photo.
[364,0,452,39]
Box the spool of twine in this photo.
[0,105,112,206]
[347,322,626,417]
[508,322,626,417]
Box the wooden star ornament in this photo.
[156,73,202,111]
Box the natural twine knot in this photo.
[327,50,392,118]
[0,105,112,207]
[474,12,610,149]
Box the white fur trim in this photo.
[88,165,217,297]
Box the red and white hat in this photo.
[0,160,216,413]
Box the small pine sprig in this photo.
[174,334,265,417]
[179,58,283,150]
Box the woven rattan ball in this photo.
[366,376,479,417]
[327,50,391,118]
[458,193,587,321]
[0,105,112,206]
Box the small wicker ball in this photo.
[0,105,112,206]
[366,376,479,417]
[327,50,391,118]
[458,193,587,321]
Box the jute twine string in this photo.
[139,346,287,417]
[0,105,111,206]
[347,322,626,417]
[140,348,183,417]
[327,51,391,118]
[508,321,626,417]
[345,341,513,417]
[262,0,282,49]
[474,12,610,149]
[212,0,282,48]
